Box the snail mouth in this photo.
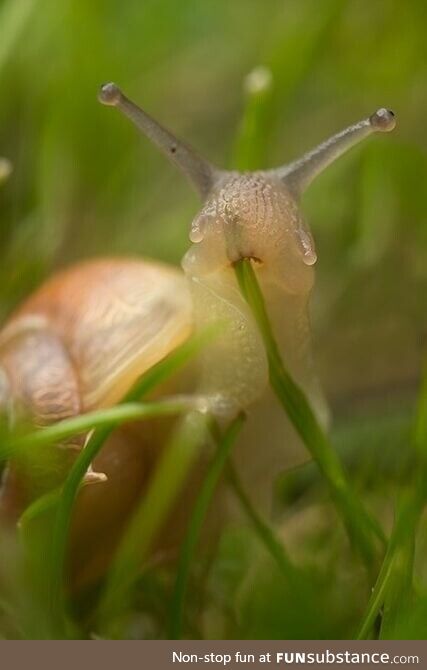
[246,255,263,266]
[231,255,263,267]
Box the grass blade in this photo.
[46,398,199,636]
[356,491,419,640]
[231,67,273,170]
[0,0,38,74]
[168,413,245,639]
[97,411,209,637]
[357,364,427,639]
[378,362,427,638]
[46,330,215,633]
[226,462,297,584]
[18,489,60,531]
[0,158,12,185]
[380,518,416,639]
[2,400,195,460]
[123,328,217,403]
[234,258,384,565]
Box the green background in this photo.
[0,0,427,640]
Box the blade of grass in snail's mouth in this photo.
[234,257,385,566]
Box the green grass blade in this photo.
[97,411,209,637]
[380,525,416,639]
[415,362,427,460]
[18,489,60,531]
[356,543,395,640]
[46,330,214,633]
[231,67,273,171]
[357,364,427,640]
[47,398,198,636]
[234,258,384,564]
[0,0,38,74]
[0,158,12,185]
[123,328,217,403]
[2,400,195,460]
[356,492,419,640]
[168,413,245,640]
[378,364,427,638]
[226,462,297,584]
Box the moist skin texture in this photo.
[183,171,326,510]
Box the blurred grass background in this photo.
[1,0,427,639]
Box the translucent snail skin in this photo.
[0,82,395,584]
[98,84,395,501]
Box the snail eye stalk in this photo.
[276,108,396,196]
[99,82,222,199]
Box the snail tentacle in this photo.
[276,108,396,195]
[99,82,225,199]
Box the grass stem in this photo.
[97,411,209,636]
[2,400,196,459]
[357,365,427,639]
[47,330,215,635]
[234,258,384,565]
[227,463,297,583]
[168,413,245,639]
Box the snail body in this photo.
[0,84,395,585]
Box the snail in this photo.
[0,83,395,586]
